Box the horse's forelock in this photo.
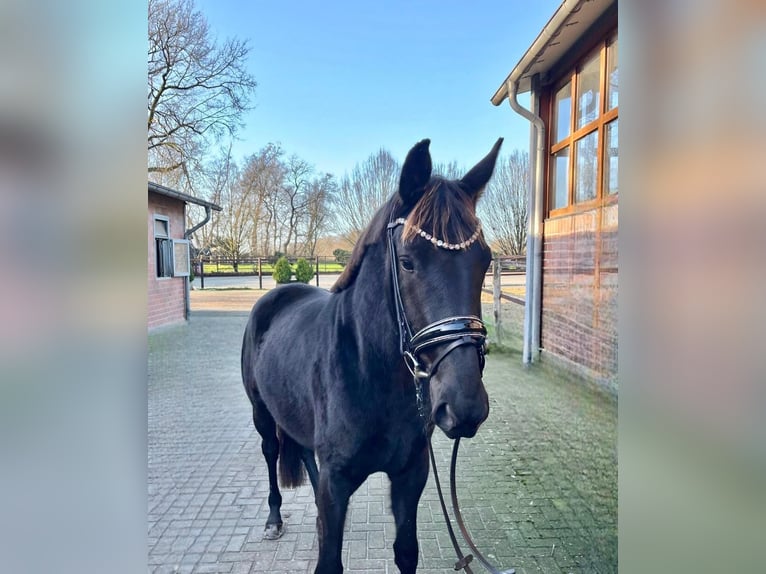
[402,178,481,247]
[330,179,482,293]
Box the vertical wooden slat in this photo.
[493,258,504,345]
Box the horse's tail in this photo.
[277,426,306,489]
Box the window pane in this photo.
[156,239,165,277]
[173,240,190,277]
[154,217,169,238]
[576,52,601,129]
[607,35,618,110]
[574,131,598,203]
[552,81,571,143]
[604,119,618,194]
[156,238,173,277]
[550,147,569,210]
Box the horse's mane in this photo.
[331,177,482,293]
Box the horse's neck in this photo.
[333,241,419,427]
[338,241,400,363]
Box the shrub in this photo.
[272,256,292,284]
[294,258,315,284]
[333,248,351,265]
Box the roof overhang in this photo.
[148,181,222,212]
[491,0,615,104]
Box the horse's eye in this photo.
[399,257,415,272]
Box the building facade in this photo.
[492,0,618,390]
[148,182,221,329]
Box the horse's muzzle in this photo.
[433,399,489,439]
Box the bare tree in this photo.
[432,160,463,180]
[211,161,257,270]
[333,149,400,244]
[480,150,529,255]
[281,155,313,255]
[297,174,336,256]
[239,144,286,256]
[148,0,256,175]
[185,147,233,254]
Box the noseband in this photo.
[386,218,487,400]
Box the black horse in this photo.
[242,138,502,573]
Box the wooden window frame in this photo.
[545,30,618,219]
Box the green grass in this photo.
[200,262,345,274]
[484,321,523,356]
[196,286,256,291]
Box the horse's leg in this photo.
[300,447,319,497]
[251,400,284,540]
[314,465,361,574]
[389,446,429,574]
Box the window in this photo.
[574,131,598,203]
[606,35,619,111]
[172,240,190,277]
[547,32,618,214]
[154,216,173,278]
[553,82,572,144]
[576,53,600,129]
[153,216,190,278]
[604,119,618,195]
[551,148,570,210]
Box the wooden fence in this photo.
[194,255,526,347]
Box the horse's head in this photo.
[391,138,502,439]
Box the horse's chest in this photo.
[354,422,426,475]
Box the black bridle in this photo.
[386,218,487,392]
[386,217,515,574]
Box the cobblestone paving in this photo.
[149,310,616,573]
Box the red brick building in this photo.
[492,0,617,390]
[148,182,221,329]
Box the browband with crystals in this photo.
[391,217,482,251]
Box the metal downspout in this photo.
[185,206,213,240]
[506,78,545,364]
[183,205,213,320]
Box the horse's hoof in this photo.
[263,523,284,540]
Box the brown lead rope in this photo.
[449,438,516,574]
[428,436,516,573]
[427,439,475,572]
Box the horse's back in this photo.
[247,283,329,331]
[243,283,330,365]
[241,283,332,445]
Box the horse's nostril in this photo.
[433,398,489,438]
[433,403,456,431]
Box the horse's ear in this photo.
[398,139,432,207]
[460,138,503,201]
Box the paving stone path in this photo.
[149,310,616,573]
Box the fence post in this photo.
[493,258,504,345]
[315,256,320,287]
[258,258,263,290]
[200,260,205,290]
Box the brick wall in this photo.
[541,203,618,388]
[148,193,186,329]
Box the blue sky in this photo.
[195,0,561,176]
